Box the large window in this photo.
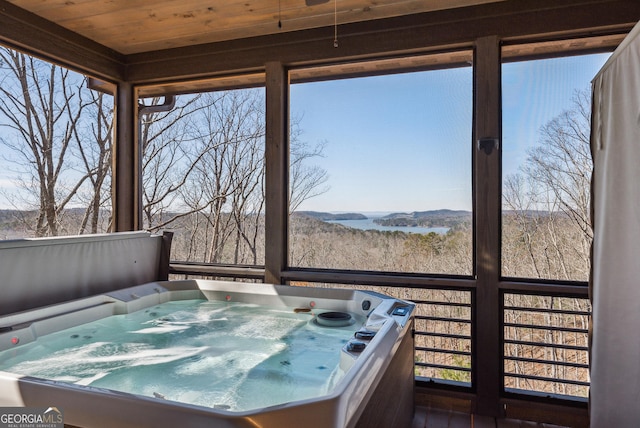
[140,87,267,266]
[501,49,612,400]
[501,52,610,282]
[0,47,113,238]
[289,55,473,275]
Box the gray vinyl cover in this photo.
[590,20,640,427]
[0,232,163,316]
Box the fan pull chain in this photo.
[278,0,282,28]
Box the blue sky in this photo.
[502,53,610,179]
[291,67,473,213]
[291,53,611,214]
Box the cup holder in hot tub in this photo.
[315,311,355,327]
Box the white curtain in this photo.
[590,20,640,427]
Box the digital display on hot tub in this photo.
[0,300,365,411]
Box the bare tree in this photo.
[0,48,104,236]
[289,120,329,213]
[183,90,266,264]
[71,89,114,233]
[503,88,592,281]
[140,94,208,230]
[527,89,592,243]
[141,88,329,265]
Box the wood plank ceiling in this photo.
[6,0,505,54]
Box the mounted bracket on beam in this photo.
[139,96,176,116]
[87,77,116,96]
[477,138,500,155]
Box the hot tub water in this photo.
[0,300,362,411]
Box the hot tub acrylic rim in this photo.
[0,303,390,412]
[0,279,410,389]
[0,279,408,334]
[0,308,410,427]
[0,318,406,428]
[0,317,398,410]
[0,285,373,355]
[0,279,412,380]
[0,279,414,427]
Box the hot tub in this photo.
[0,280,414,428]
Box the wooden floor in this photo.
[413,407,568,428]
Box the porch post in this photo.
[113,81,140,232]
[264,62,289,284]
[474,35,503,417]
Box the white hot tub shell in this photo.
[0,279,415,428]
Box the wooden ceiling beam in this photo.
[125,0,640,84]
[6,0,506,55]
[1,0,639,84]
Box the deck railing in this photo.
[412,291,472,384]
[502,291,590,399]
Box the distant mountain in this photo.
[503,209,554,218]
[375,209,472,228]
[293,211,367,221]
[382,209,471,219]
[0,209,36,229]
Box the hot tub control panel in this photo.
[392,306,410,316]
[388,302,415,329]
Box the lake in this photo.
[327,217,449,235]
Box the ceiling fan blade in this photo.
[305,0,330,5]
